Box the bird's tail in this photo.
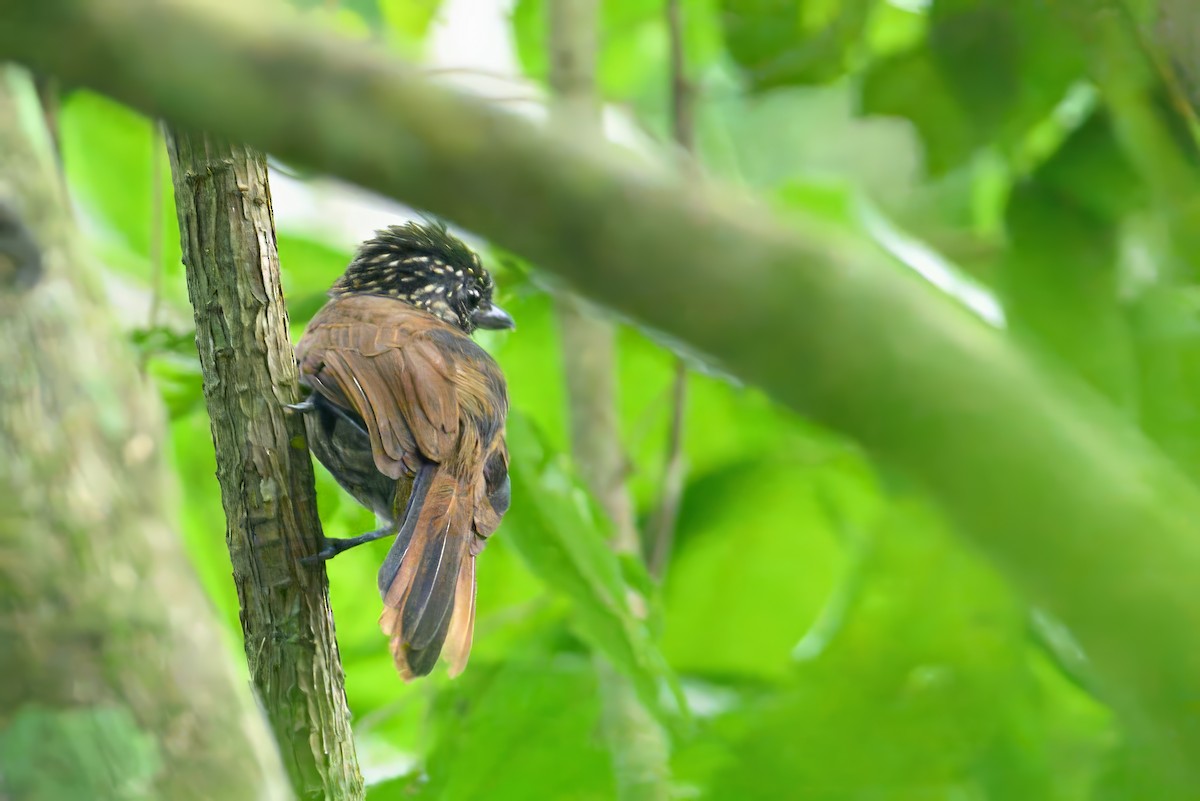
[377,463,478,679]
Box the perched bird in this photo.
[291,221,514,679]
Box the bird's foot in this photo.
[284,396,316,414]
[301,526,396,565]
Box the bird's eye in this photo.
[467,287,481,301]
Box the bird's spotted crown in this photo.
[331,220,507,333]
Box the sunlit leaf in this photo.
[989,105,1153,449]
[697,500,1073,800]
[662,455,868,680]
[503,411,687,726]
[511,0,722,108]
[415,656,615,801]
[379,0,442,50]
[720,0,877,89]
[59,91,185,302]
[861,0,1086,175]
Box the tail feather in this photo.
[385,595,456,678]
[378,465,476,679]
[376,461,436,592]
[443,555,477,678]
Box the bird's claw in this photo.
[300,544,340,565]
[300,527,396,566]
[285,396,315,414]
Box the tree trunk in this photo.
[163,129,364,801]
[0,66,291,801]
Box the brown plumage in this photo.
[292,222,513,679]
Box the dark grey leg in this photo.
[303,526,397,564]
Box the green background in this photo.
[59,0,1200,797]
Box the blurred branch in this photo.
[547,1,670,799]
[556,300,636,553]
[163,130,363,800]
[1155,0,1200,112]
[666,0,693,156]
[647,0,693,580]
[9,0,1200,792]
[0,66,291,801]
[549,0,638,556]
[647,363,685,578]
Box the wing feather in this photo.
[296,294,510,677]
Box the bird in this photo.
[289,220,514,680]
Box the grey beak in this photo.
[471,302,516,331]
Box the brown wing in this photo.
[296,294,509,678]
[296,295,470,481]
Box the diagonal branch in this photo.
[6,0,1200,793]
[647,0,694,580]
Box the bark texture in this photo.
[164,130,364,801]
[0,67,291,801]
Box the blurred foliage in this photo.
[53,0,1200,797]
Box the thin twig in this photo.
[647,0,693,580]
[548,1,671,798]
[666,0,693,155]
[548,0,639,554]
[648,358,686,577]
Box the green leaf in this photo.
[772,175,859,226]
[861,0,1087,175]
[414,656,616,801]
[59,91,186,302]
[511,0,722,105]
[144,351,204,420]
[864,0,927,57]
[1128,285,1200,477]
[999,111,1140,409]
[860,46,975,175]
[276,231,349,326]
[720,0,877,89]
[697,499,1065,800]
[662,455,870,680]
[509,0,549,83]
[502,411,687,727]
[379,0,442,50]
